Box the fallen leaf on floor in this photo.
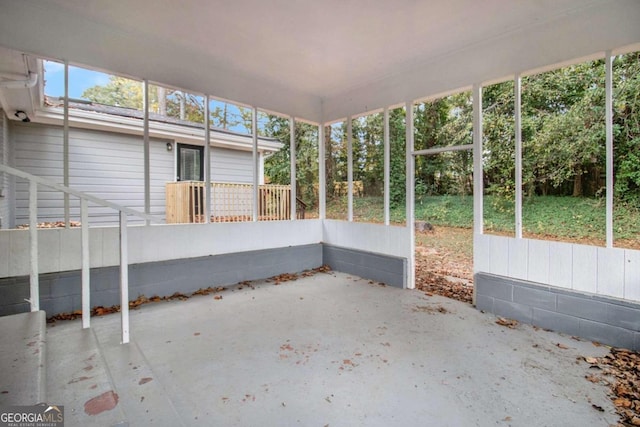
[412,305,448,314]
[585,374,601,383]
[556,343,569,349]
[583,347,640,425]
[614,398,633,408]
[46,266,332,323]
[138,377,153,385]
[495,317,518,329]
[591,404,605,412]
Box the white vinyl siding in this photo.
[12,122,174,225]
[10,122,255,226]
[211,147,253,184]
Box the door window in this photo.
[177,144,204,181]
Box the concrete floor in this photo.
[46,271,617,426]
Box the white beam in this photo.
[405,102,415,290]
[472,84,484,235]
[119,212,129,344]
[81,198,90,328]
[204,96,211,223]
[290,117,296,220]
[318,124,326,220]
[252,107,259,222]
[383,107,390,226]
[347,117,353,222]
[29,180,39,311]
[515,75,523,239]
[63,61,70,228]
[413,144,473,156]
[605,51,614,248]
[143,80,150,226]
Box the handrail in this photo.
[0,163,162,344]
[0,164,161,222]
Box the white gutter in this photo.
[0,72,38,89]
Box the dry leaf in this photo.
[496,317,518,329]
[615,398,632,408]
[585,374,601,383]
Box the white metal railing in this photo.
[0,164,161,344]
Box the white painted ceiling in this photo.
[0,0,639,122]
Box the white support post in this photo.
[290,117,296,220]
[405,102,415,290]
[347,117,353,222]
[384,107,390,226]
[252,108,259,222]
[119,212,129,344]
[81,198,90,329]
[204,97,211,223]
[63,61,70,228]
[318,124,326,220]
[29,180,39,311]
[143,80,150,226]
[605,51,614,248]
[472,84,484,235]
[515,75,523,239]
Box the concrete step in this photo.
[0,311,47,405]
[46,316,182,426]
[90,322,184,426]
[46,320,128,426]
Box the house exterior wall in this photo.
[211,145,253,184]
[0,111,10,229]
[10,121,255,226]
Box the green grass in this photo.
[327,195,640,243]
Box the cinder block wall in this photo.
[0,243,408,317]
[476,273,640,351]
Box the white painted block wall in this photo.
[475,234,640,303]
[0,219,413,280]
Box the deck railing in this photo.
[0,164,161,344]
[166,181,305,223]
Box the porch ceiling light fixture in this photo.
[14,110,30,122]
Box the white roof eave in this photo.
[32,106,284,153]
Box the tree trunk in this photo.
[572,166,583,197]
[157,86,166,115]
